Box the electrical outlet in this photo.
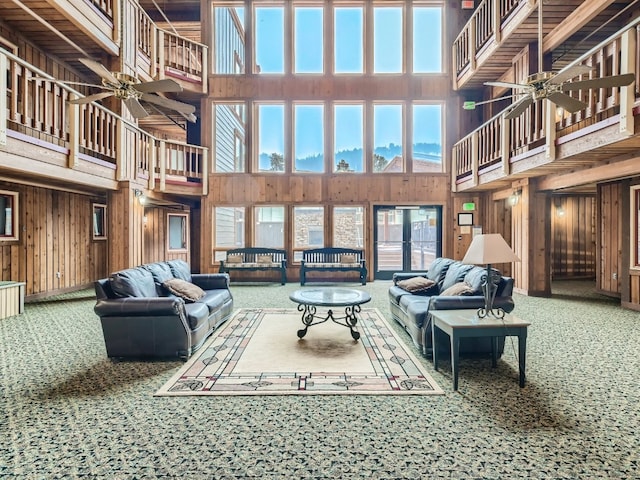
[56,272,61,279]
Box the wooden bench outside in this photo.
[219,248,287,285]
[300,247,367,285]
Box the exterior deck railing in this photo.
[452,21,639,188]
[0,50,207,194]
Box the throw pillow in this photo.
[162,278,206,302]
[397,277,436,293]
[340,254,357,264]
[257,254,273,264]
[225,255,243,264]
[440,281,475,296]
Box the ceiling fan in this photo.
[66,58,197,122]
[464,1,636,120]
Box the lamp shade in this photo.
[462,233,520,265]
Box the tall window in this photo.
[293,206,324,260]
[413,7,442,73]
[214,6,245,74]
[373,104,403,172]
[374,6,403,73]
[254,206,285,248]
[334,104,364,172]
[92,204,107,240]
[294,104,324,173]
[257,104,285,172]
[333,206,364,248]
[214,103,246,172]
[214,207,245,262]
[294,7,323,73]
[254,6,284,73]
[412,103,442,171]
[334,7,363,73]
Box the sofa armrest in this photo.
[94,297,185,317]
[191,273,230,290]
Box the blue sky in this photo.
[247,6,442,161]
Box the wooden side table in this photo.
[0,281,26,320]
[430,309,531,391]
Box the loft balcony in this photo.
[0,50,208,197]
[453,0,634,91]
[0,0,206,96]
[452,23,640,192]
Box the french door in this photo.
[373,205,442,280]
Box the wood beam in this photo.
[543,0,618,53]
[537,153,640,191]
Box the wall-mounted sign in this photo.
[462,1,474,9]
[462,202,476,211]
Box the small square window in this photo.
[0,190,19,241]
[93,204,107,240]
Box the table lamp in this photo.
[462,233,520,318]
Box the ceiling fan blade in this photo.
[504,96,534,120]
[78,58,119,84]
[134,79,183,93]
[547,92,588,113]
[140,93,196,115]
[548,65,593,85]
[124,97,150,119]
[561,73,636,91]
[485,81,530,90]
[68,91,114,104]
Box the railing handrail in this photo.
[1,46,205,151]
[455,15,640,147]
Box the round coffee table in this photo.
[289,287,371,340]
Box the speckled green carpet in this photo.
[1,280,639,478]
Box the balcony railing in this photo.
[131,0,207,89]
[452,25,639,188]
[453,0,527,78]
[0,49,207,193]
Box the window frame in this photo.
[92,203,107,240]
[631,186,640,269]
[332,205,365,249]
[292,205,325,262]
[253,205,286,248]
[167,212,190,253]
[0,190,18,242]
[212,206,246,264]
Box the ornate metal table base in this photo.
[296,303,362,341]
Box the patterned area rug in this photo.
[155,308,443,396]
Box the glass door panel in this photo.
[374,206,441,279]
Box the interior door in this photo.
[373,206,442,280]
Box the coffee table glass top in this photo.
[289,287,371,307]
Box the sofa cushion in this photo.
[440,262,474,291]
[167,260,192,282]
[225,255,243,264]
[425,257,455,289]
[397,276,437,294]
[142,262,175,285]
[183,302,210,330]
[162,278,206,302]
[440,281,476,296]
[199,289,231,313]
[464,266,500,294]
[109,268,157,298]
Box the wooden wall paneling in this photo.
[597,182,622,295]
